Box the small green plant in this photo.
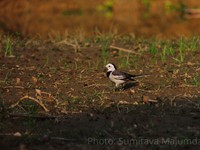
[3,38,13,57]
[178,37,186,63]
[147,40,158,64]
[3,70,12,85]
[189,37,199,51]
[160,41,175,63]
[162,40,175,55]
[125,54,131,67]
[161,45,167,63]
[131,55,138,68]
[44,55,49,67]
[148,40,158,55]
[172,37,188,63]
[87,61,92,70]
[119,54,131,68]
[190,74,200,87]
[94,58,100,70]
[167,45,174,56]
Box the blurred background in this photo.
[0,0,200,38]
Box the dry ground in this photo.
[0,35,200,149]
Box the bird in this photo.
[105,63,149,87]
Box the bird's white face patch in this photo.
[106,63,116,72]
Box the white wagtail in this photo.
[105,63,149,87]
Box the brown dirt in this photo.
[0,36,200,149]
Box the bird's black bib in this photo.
[106,71,111,78]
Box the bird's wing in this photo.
[112,70,127,80]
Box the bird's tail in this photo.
[130,74,150,80]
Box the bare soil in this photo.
[0,36,200,149]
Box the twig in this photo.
[110,45,141,55]
[138,89,153,93]
[148,99,158,103]
[10,95,49,112]
[83,83,108,88]
[3,86,24,89]
[37,90,59,105]
[185,9,200,18]
[56,39,80,52]
[186,9,200,14]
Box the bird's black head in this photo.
[111,63,117,70]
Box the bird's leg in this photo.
[114,83,120,91]
[114,87,121,91]
[114,84,124,91]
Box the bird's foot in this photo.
[114,85,124,91]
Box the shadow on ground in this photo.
[122,82,139,90]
